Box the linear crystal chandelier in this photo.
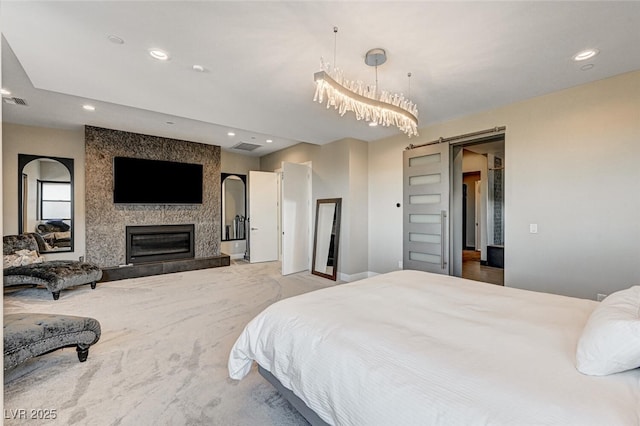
[313,28,419,137]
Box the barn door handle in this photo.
[441,210,447,270]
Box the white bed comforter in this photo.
[229,270,640,425]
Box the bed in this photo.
[228,270,640,426]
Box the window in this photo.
[38,180,71,220]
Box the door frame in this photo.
[450,134,505,277]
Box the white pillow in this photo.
[576,286,640,376]
[2,249,44,268]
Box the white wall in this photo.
[369,70,640,299]
[220,149,260,258]
[2,123,86,260]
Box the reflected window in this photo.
[39,181,71,220]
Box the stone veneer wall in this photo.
[85,126,221,268]
[493,156,503,245]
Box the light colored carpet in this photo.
[3,261,336,425]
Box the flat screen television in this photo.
[113,157,203,204]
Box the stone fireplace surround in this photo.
[85,126,227,275]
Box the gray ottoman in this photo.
[3,313,101,371]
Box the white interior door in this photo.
[248,171,279,263]
[403,142,450,274]
[281,162,311,275]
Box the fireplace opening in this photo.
[126,224,194,264]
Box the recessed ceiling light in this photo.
[1,88,11,96]
[166,121,174,125]
[227,132,236,137]
[192,65,205,72]
[369,122,378,127]
[573,49,599,61]
[266,139,273,143]
[107,34,125,44]
[149,49,170,61]
[83,104,96,111]
[581,64,595,71]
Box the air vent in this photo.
[232,142,261,152]
[2,97,28,106]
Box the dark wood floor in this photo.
[462,250,504,286]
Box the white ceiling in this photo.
[2,1,639,157]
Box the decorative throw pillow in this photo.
[576,285,640,376]
[46,220,70,231]
[2,249,45,268]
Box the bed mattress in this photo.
[229,270,640,425]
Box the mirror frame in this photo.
[221,173,247,241]
[18,154,74,252]
[311,198,342,281]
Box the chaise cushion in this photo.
[4,313,101,370]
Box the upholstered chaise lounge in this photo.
[3,313,101,370]
[3,234,103,300]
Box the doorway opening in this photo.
[455,140,505,286]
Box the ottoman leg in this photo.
[52,291,60,300]
[76,345,90,362]
[91,281,97,290]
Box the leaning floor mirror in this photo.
[311,198,341,281]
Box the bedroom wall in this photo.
[368,70,640,299]
[220,150,260,258]
[260,138,369,281]
[2,123,86,260]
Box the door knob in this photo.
[251,227,258,230]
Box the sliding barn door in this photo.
[403,143,450,274]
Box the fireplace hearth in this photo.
[126,224,195,264]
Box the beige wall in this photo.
[369,70,640,299]
[220,150,260,257]
[260,138,369,280]
[4,70,637,298]
[2,123,86,260]
[463,151,489,259]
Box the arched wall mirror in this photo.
[18,154,74,252]
[311,198,341,281]
[221,173,247,241]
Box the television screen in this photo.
[113,157,203,204]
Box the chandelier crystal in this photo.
[313,58,419,137]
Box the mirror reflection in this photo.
[221,173,246,241]
[312,198,341,281]
[18,154,74,252]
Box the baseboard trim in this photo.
[339,271,378,282]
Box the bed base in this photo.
[258,365,330,426]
